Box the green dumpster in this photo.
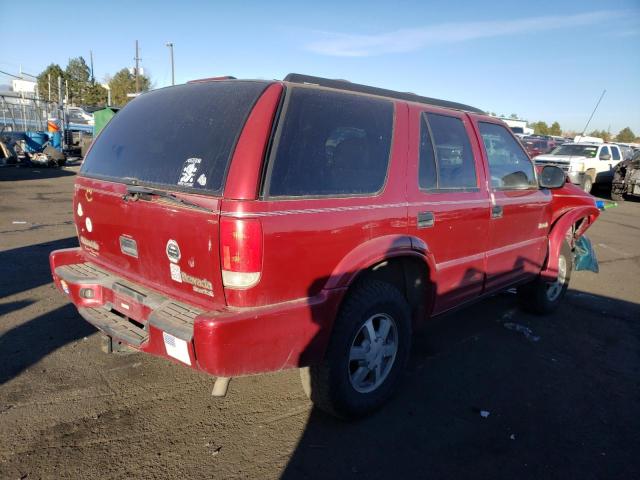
[93,107,119,136]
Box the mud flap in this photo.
[574,235,599,273]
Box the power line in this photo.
[580,89,606,136]
[0,69,22,79]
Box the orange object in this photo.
[47,119,60,132]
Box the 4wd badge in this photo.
[166,239,181,263]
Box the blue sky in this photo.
[2,0,639,134]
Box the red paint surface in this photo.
[50,81,600,378]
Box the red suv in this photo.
[522,136,556,157]
[50,74,599,418]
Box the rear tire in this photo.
[517,241,572,314]
[300,280,411,419]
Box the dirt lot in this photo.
[1,165,639,479]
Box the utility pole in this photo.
[166,42,175,86]
[48,74,51,102]
[134,40,140,94]
[58,76,65,149]
[57,77,62,109]
[90,50,95,84]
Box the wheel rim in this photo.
[546,255,567,301]
[583,179,591,192]
[348,313,398,394]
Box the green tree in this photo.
[616,127,636,143]
[549,121,562,136]
[588,129,612,142]
[84,83,108,107]
[532,121,549,135]
[36,63,66,103]
[65,56,91,105]
[509,113,519,120]
[108,68,151,106]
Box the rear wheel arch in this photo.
[341,254,434,328]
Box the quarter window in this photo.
[479,122,537,189]
[266,88,393,197]
[419,113,477,190]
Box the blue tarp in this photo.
[574,235,599,273]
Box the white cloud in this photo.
[305,11,624,57]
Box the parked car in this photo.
[66,106,95,126]
[611,150,640,201]
[618,144,635,161]
[50,74,600,418]
[533,142,624,193]
[522,137,556,157]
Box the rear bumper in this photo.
[50,248,344,377]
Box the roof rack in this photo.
[187,76,237,84]
[283,73,484,114]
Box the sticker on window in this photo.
[178,158,202,187]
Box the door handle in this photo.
[417,211,435,228]
[491,205,503,219]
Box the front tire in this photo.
[611,190,624,202]
[300,280,411,419]
[517,241,572,314]
[582,176,593,193]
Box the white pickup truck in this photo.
[533,142,623,193]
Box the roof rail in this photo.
[283,73,484,114]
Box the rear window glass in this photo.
[81,81,269,194]
[422,113,477,189]
[266,88,394,197]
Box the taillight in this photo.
[220,217,263,289]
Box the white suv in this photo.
[534,142,623,193]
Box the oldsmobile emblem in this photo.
[166,239,181,263]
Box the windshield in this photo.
[81,80,270,194]
[550,144,598,158]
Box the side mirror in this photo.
[600,153,611,161]
[539,165,566,189]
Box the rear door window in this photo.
[599,146,610,160]
[265,88,394,197]
[419,113,477,190]
[81,81,269,194]
[611,146,621,161]
[479,122,538,189]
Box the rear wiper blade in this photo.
[122,185,213,213]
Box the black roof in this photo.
[284,73,484,114]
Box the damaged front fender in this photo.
[541,205,599,281]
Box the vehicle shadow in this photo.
[0,164,76,182]
[0,236,91,384]
[282,281,640,480]
[0,303,96,385]
[0,237,78,301]
[591,186,640,203]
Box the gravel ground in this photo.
[1,165,639,479]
